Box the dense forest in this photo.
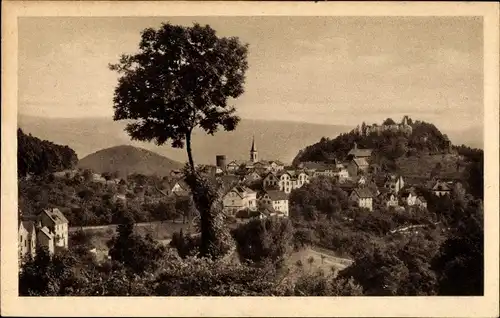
[18,128,78,178]
[292,118,453,165]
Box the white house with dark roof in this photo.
[37,226,55,255]
[349,187,375,211]
[19,208,70,259]
[402,191,418,206]
[19,220,37,260]
[385,193,400,208]
[38,208,69,249]
[271,170,310,194]
[257,190,289,217]
[222,185,257,215]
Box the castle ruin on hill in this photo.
[354,115,413,136]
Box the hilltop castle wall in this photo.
[354,116,413,136]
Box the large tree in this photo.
[109,23,249,171]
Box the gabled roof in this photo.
[378,187,391,196]
[227,160,248,166]
[265,190,289,201]
[352,187,375,198]
[259,206,275,217]
[301,161,328,170]
[276,170,292,177]
[38,226,53,238]
[270,160,285,166]
[173,190,191,198]
[417,196,427,203]
[433,181,451,191]
[339,181,356,189]
[352,158,369,167]
[263,171,278,179]
[348,148,373,158]
[229,185,256,198]
[42,208,68,225]
[20,220,35,235]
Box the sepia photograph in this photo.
[2,1,499,317]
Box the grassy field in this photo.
[284,247,353,282]
[71,221,191,251]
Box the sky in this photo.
[18,16,483,130]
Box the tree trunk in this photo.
[185,132,195,172]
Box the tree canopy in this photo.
[109,22,249,170]
[18,129,78,177]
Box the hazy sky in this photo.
[19,16,483,130]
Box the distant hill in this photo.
[18,115,353,165]
[77,145,184,178]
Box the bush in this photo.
[232,217,294,266]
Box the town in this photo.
[18,116,462,261]
[15,17,485,300]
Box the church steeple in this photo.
[250,135,258,163]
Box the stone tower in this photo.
[250,136,258,163]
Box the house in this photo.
[347,142,373,160]
[299,161,327,172]
[257,190,289,217]
[416,196,428,209]
[277,171,294,193]
[295,171,310,187]
[347,158,370,178]
[226,160,247,172]
[386,193,399,208]
[350,188,374,211]
[222,186,257,215]
[219,174,242,191]
[384,175,405,194]
[336,167,350,181]
[268,160,285,172]
[162,178,190,196]
[39,208,69,249]
[18,220,37,261]
[308,162,337,178]
[432,180,451,197]
[263,172,280,189]
[242,170,262,183]
[19,208,70,258]
[401,189,418,206]
[37,226,55,255]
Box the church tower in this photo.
[250,136,258,163]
